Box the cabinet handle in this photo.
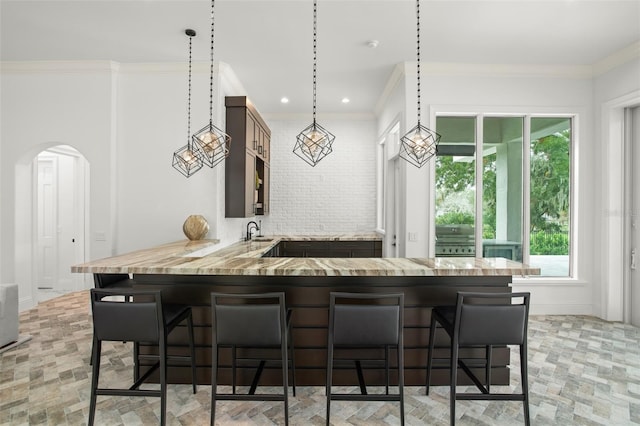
[258,146,263,155]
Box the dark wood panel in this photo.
[128,273,514,387]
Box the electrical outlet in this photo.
[408,232,418,242]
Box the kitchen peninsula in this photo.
[72,234,539,387]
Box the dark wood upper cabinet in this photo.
[225,96,271,217]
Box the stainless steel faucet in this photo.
[246,221,260,241]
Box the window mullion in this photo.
[476,114,484,258]
[523,116,531,265]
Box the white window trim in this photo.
[433,105,579,280]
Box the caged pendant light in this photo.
[192,0,231,168]
[399,0,440,168]
[293,0,335,167]
[172,29,204,178]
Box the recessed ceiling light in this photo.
[366,40,379,49]
[341,98,350,104]
[281,97,289,104]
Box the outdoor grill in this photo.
[435,224,476,257]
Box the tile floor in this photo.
[1,290,639,425]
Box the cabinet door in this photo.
[263,163,270,214]
[263,134,270,161]
[246,114,258,153]
[245,150,256,217]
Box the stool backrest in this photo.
[93,273,131,288]
[211,293,286,347]
[455,292,530,346]
[90,288,163,343]
[329,292,404,346]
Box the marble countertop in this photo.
[71,234,540,277]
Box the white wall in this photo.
[593,57,640,320]
[115,64,221,253]
[1,62,118,309]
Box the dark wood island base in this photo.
[128,273,514,388]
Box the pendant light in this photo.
[293,0,335,167]
[193,0,231,168]
[172,29,204,178]
[399,0,440,168]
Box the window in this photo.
[435,114,572,277]
[529,117,571,276]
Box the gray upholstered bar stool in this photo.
[88,288,197,426]
[326,292,405,426]
[89,274,135,366]
[426,291,531,426]
[210,292,290,426]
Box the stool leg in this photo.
[485,345,492,393]
[231,345,237,394]
[160,340,167,426]
[211,345,218,426]
[188,312,197,394]
[398,342,405,426]
[88,339,101,426]
[450,338,458,425]
[521,343,531,426]
[426,313,437,395]
[282,333,289,426]
[385,345,390,395]
[326,337,334,425]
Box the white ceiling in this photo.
[2,0,639,114]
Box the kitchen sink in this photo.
[252,237,274,242]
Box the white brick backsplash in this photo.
[259,118,377,235]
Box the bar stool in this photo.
[210,292,290,426]
[89,274,135,366]
[88,288,197,426]
[426,291,531,425]
[326,292,405,426]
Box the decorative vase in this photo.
[183,215,209,240]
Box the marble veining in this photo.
[71,234,540,277]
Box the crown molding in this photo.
[263,112,375,121]
[374,63,406,117]
[592,41,640,76]
[402,61,593,79]
[219,62,247,96]
[0,60,119,74]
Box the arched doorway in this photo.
[33,145,89,302]
[15,143,90,306]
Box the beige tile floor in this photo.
[1,290,639,425]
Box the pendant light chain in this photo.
[187,33,194,146]
[293,0,335,167]
[209,0,215,126]
[398,0,440,168]
[312,0,318,125]
[416,0,421,126]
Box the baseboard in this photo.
[19,296,36,313]
[529,304,594,316]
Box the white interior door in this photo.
[35,147,86,300]
[629,106,640,327]
[36,155,57,290]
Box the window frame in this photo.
[433,108,577,279]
